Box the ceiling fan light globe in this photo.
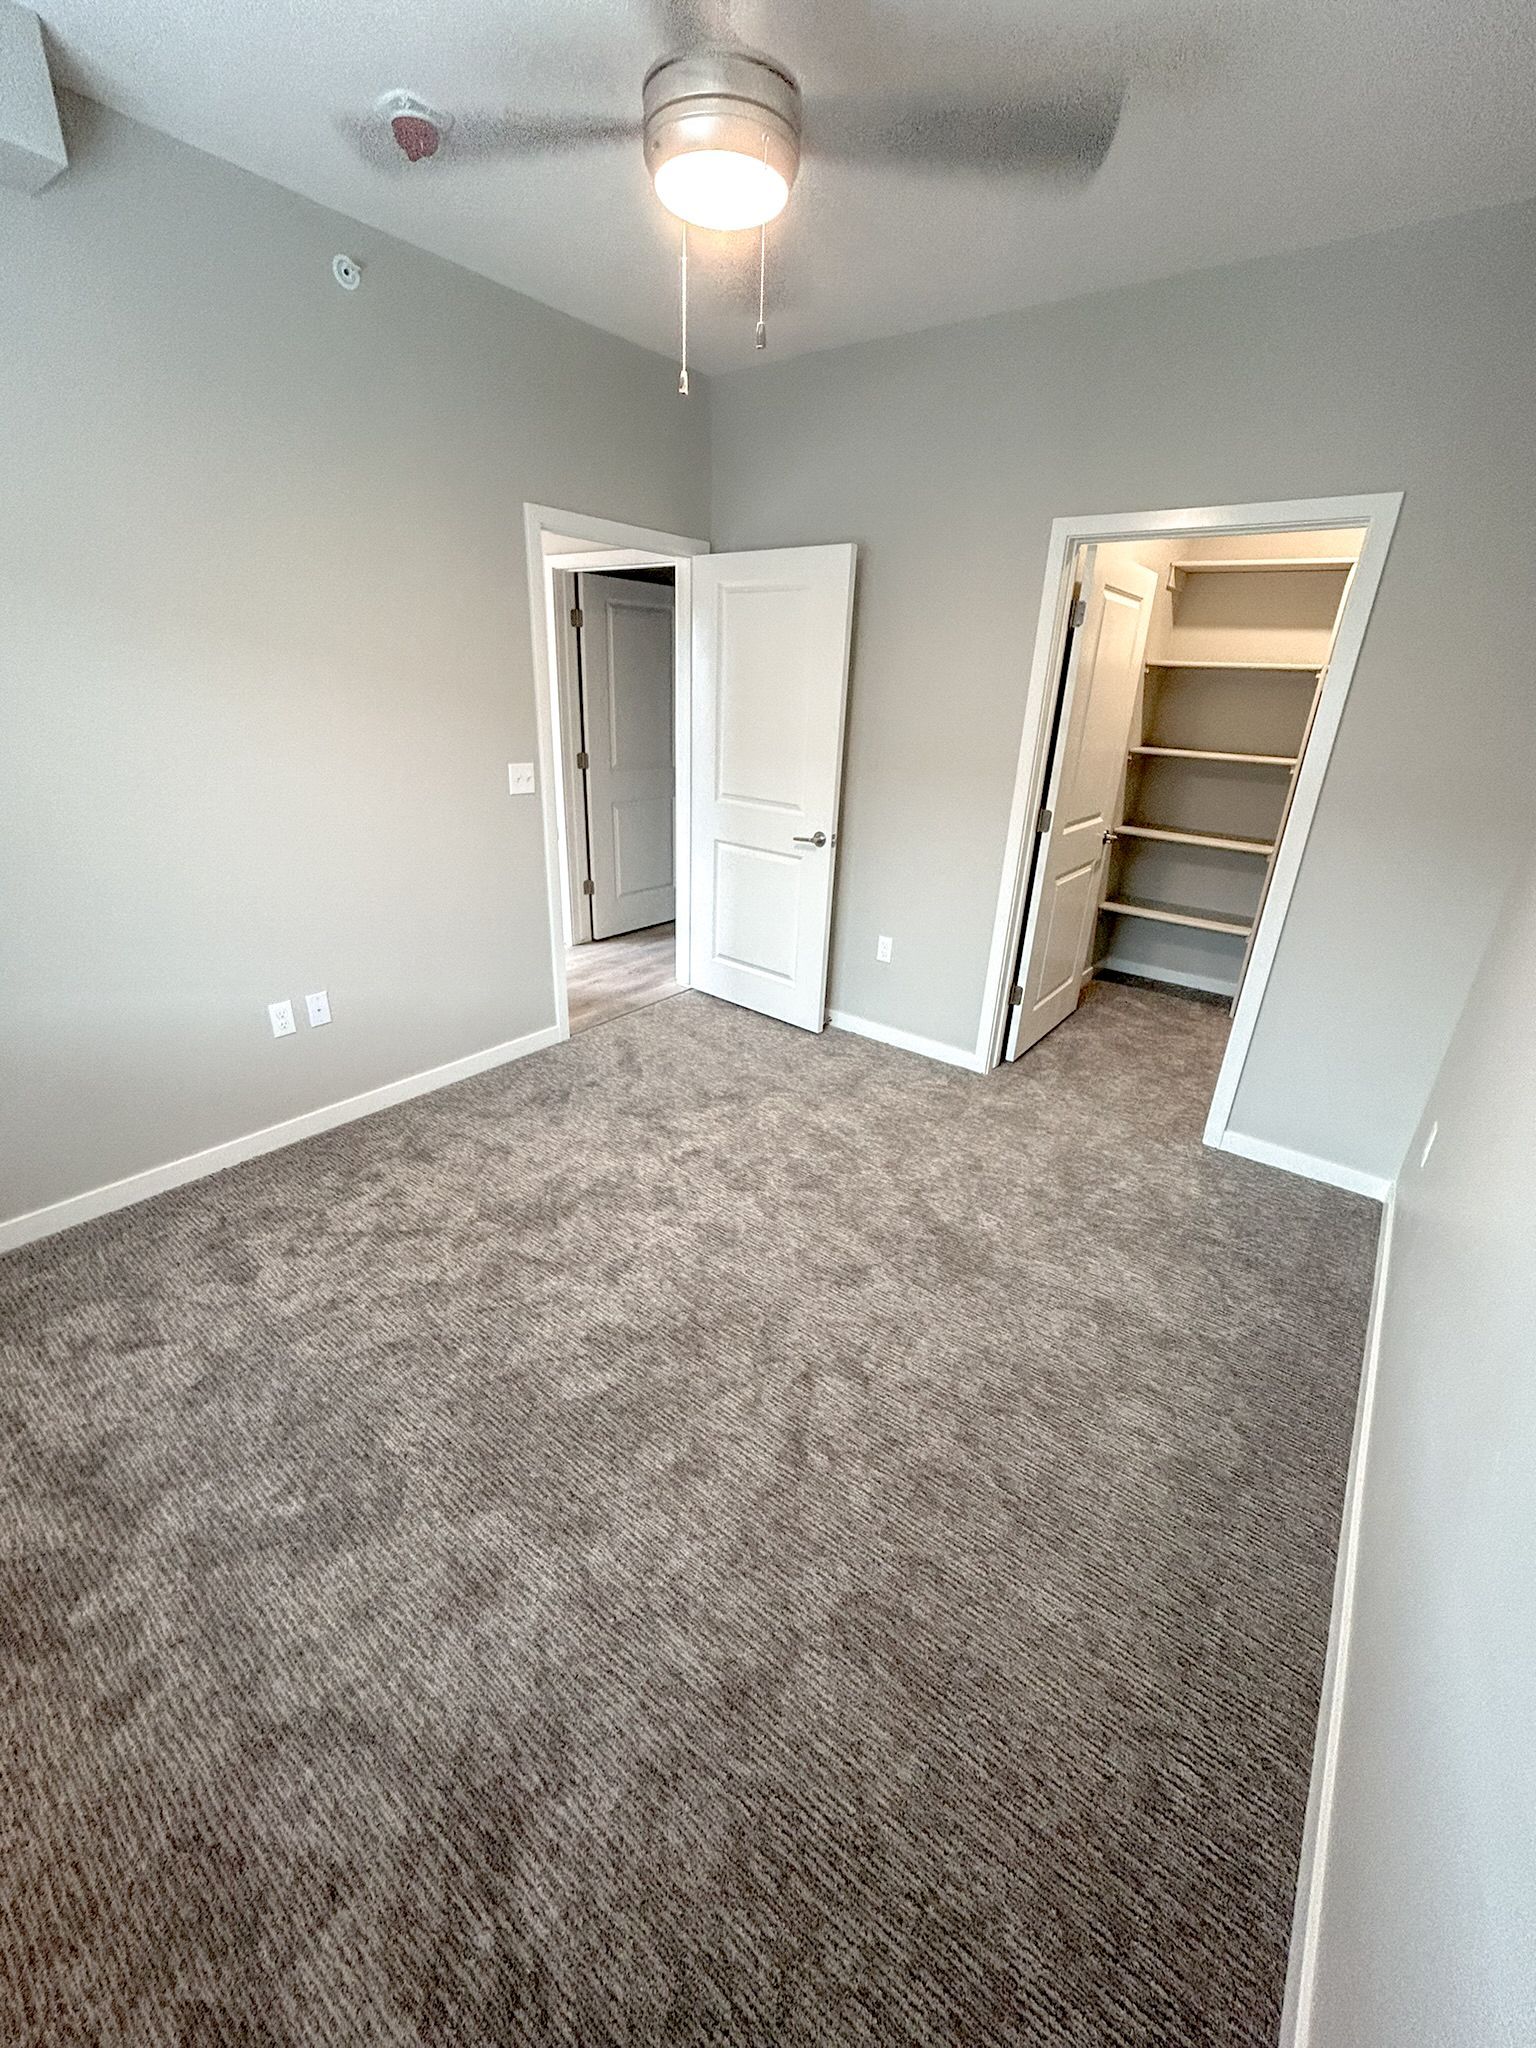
[654,150,789,231]
[643,51,801,230]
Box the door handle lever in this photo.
[793,831,828,847]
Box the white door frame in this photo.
[976,492,1404,1156]
[547,565,593,947]
[522,504,710,1043]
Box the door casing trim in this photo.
[522,505,709,1043]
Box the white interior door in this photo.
[1006,548,1158,1059]
[690,545,856,1030]
[579,573,676,940]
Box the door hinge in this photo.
[581,877,595,897]
[1008,985,1024,1007]
[1036,805,1053,834]
[569,605,583,630]
[1071,597,1087,630]
[575,750,589,771]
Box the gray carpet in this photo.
[0,982,1377,2046]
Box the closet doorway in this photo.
[979,493,1402,1160]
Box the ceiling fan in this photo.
[340,0,1125,381]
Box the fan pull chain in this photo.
[755,134,769,351]
[678,223,690,397]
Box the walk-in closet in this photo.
[1095,527,1365,1003]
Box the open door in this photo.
[1006,548,1158,1059]
[689,545,856,1031]
[577,573,676,940]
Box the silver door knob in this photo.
[793,831,828,847]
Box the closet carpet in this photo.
[0,983,1377,2046]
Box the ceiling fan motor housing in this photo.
[642,51,802,198]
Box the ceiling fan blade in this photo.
[449,113,642,161]
[336,112,410,173]
[336,110,639,174]
[807,86,1124,182]
[642,0,737,50]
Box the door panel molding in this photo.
[579,573,677,940]
[690,545,857,1032]
[1007,551,1157,1059]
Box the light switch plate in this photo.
[507,761,536,796]
[268,999,296,1038]
[305,990,331,1028]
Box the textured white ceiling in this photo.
[37,0,1536,371]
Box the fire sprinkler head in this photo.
[375,91,452,164]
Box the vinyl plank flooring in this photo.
[566,922,679,1035]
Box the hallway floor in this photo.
[0,982,1377,2045]
[566,921,679,1035]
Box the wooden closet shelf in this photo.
[1169,557,1355,576]
[1100,898,1252,938]
[1129,745,1298,766]
[1116,824,1275,856]
[1144,658,1322,672]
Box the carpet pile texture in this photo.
[0,983,1377,2044]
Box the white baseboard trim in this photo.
[1279,1188,1397,2047]
[826,1010,987,1073]
[1215,1128,1392,1203]
[1099,958,1239,999]
[0,1022,565,1256]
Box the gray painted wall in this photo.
[1302,830,1536,2046]
[0,99,708,1226]
[8,103,1535,1224]
[709,199,1536,1184]
[0,2,67,192]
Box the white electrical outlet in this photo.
[876,934,893,963]
[507,762,536,796]
[268,999,296,1038]
[1420,1120,1438,1168]
[305,990,331,1028]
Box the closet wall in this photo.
[1096,527,1365,1000]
